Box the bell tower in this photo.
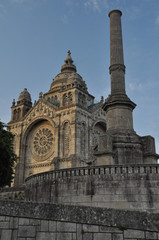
[11,88,32,122]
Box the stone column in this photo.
[103,10,136,133]
[102,10,144,164]
[109,10,125,95]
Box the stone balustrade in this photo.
[25,164,159,185]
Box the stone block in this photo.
[40,220,49,231]
[77,223,82,240]
[12,230,18,240]
[72,232,76,240]
[83,233,93,240]
[5,216,10,221]
[0,216,6,221]
[0,221,10,229]
[57,222,76,232]
[146,231,157,239]
[19,217,30,225]
[49,220,56,232]
[29,219,40,226]
[1,229,12,240]
[36,232,56,240]
[18,226,36,237]
[124,229,145,238]
[27,238,37,240]
[100,226,122,233]
[10,217,18,229]
[94,232,112,240]
[82,224,98,232]
[113,233,123,240]
[57,233,72,240]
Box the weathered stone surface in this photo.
[83,233,93,240]
[10,217,18,229]
[1,229,12,240]
[40,220,49,231]
[0,203,158,239]
[77,224,82,240]
[94,233,111,240]
[57,222,76,232]
[0,201,159,233]
[36,232,56,240]
[18,226,36,237]
[12,230,18,240]
[112,233,124,240]
[100,226,122,233]
[49,220,56,232]
[124,229,145,238]
[145,231,158,239]
[19,217,30,225]
[57,232,72,240]
[83,224,98,232]
[0,221,10,229]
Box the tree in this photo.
[0,121,17,187]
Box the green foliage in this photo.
[0,121,17,187]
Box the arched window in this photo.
[16,108,21,121]
[13,109,17,121]
[93,121,106,145]
[51,96,54,104]
[81,123,86,158]
[68,92,72,105]
[63,94,67,106]
[63,122,71,157]
[82,95,86,105]
[78,92,82,105]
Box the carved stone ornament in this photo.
[28,126,55,162]
[33,128,53,155]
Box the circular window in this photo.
[33,128,53,155]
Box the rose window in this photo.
[33,128,53,155]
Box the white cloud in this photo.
[0,3,6,16]
[61,14,69,24]
[12,0,27,3]
[128,82,142,91]
[156,16,159,25]
[84,0,109,12]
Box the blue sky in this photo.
[0,0,159,152]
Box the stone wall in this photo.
[0,187,25,201]
[0,200,159,239]
[25,164,159,212]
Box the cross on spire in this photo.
[67,50,71,56]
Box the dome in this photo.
[49,51,87,91]
[18,88,32,103]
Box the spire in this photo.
[65,50,73,64]
[61,50,76,73]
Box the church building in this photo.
[8,50,106,186]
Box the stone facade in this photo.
[8,50,106,186]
